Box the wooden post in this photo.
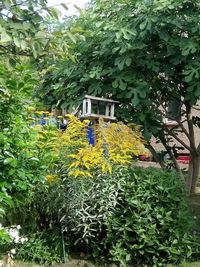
[111,104,115,118]
[105,105,110,116]
[87,98,91,114]
[83,99,87,114]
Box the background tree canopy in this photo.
[1,1,200,266]
[37,0,200,194]
[0,0,77,67]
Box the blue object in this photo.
[87,127,95,146]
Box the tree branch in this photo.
[197,142,200,153]
[145,143,166,169]
[164,125,193,153]
[157,99,196,152]
[177,121,196,151]
[185,102,198,155]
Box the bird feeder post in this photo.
[80,95,119,146]
[110,104,115,118]
[105,105,110,117]
[83,98,92,114]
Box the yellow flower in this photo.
[35,124,42,129]
[26,106,35,112]
[41,115,145,179]
[45,174,56,182]
[27,117,35,121]
[35,111,43,115]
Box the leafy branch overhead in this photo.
[0,0,79,61]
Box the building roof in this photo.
[84,95,119,104]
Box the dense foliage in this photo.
[15,232,61,265]
[105,168,197,266]
[0,66,62,262]
[1,113,146,263]
[0,0,73,62]
[1,0,200,266]
[37,167,199,266]
[38,0,200,194]
[0,0,75,249]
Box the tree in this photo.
[0,0,48,58]
[0,0,76,65]
[38,0,200,195]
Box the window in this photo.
[166,98,182,121]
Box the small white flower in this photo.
[16,225,21,230]
[20,237,27,244]
[14,236,20,244]
[10,249,16,254]
[7,228,19,240]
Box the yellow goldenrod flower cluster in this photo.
[45,174,57,182]
[56,115,146,178]
[34,114,146,180]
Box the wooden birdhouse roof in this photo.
[80,95,119,121]
[84,95,119,104]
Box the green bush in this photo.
[40,172,120,252]
[0,64,48,254]
[105,167,199,266]
[15,232,61,266]
[36,167,200,266]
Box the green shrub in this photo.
[36,167,200,266]
[105,167,199,266]
[41,171,120,253]
[15,232,61,266]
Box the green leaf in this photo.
[21,40,28,50]
[115,57,126,71]
[4,158,17,167]
[0,30,12,43]
[139,20,148,31]
[8,58,16,68]
[112,79,119,89]
[194,86,200,97]
[67,31,77,43]
[126,90,133,98]
[119,79,127,90]
[13,37,21,47]
[125,58,132,67]
[181,42,198,56]
[29,157,40,162]
[132,92,140,106]
[139,90,146,98]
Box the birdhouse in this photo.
[80,95,119,121]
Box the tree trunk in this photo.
[186,154,200,195]
[159,135,183,174]
[145,143,166,169]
